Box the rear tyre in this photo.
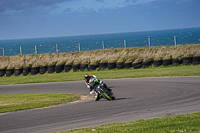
[111,95,115,100]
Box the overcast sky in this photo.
[0,0,200,40]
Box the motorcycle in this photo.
[95,84,115,101]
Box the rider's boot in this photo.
[89,87,95,94]
[90,90,95,94]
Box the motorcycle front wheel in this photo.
[102,92,112,101]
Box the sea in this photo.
[0,27,200,56]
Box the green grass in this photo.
[0,64,200,85]
[54,112,200,133]
[0,93,79,113]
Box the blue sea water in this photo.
[0,27,200,56]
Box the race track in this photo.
[0,76,200,133]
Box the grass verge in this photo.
[0,93,79,113]
[54,112,200,133]
[0,64,200,85]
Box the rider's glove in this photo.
[87,85,90,89]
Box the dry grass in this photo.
[0,44,200,69]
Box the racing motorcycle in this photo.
[95,82,115,101]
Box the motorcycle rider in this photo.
[84,74,110,101]
[84,74,98,94]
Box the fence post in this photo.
[102,41,105,49]
[148,38,151,49]
[124,40,127,48]
[20,46,22,55]
[78,43,81,52]
[174,36,177,48]
[35,45,38,55]
[56,44,58,53]
[3,48,5,57]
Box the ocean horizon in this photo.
[0,27,200,56]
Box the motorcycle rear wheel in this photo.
[111,95,115,100]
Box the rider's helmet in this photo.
[85,74,89,81]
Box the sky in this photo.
[0,0,200,40]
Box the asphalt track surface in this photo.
[0,77,200,133]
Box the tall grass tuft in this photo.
[0,44,199,68]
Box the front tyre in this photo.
[95,94,100,101]
[103,92,112,101]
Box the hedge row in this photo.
[0,56,199,77]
